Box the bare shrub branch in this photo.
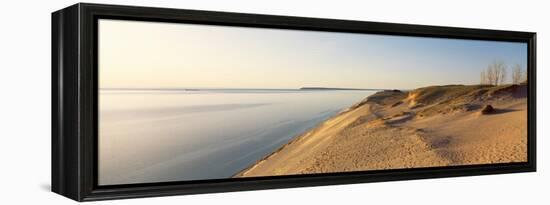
[481,60,507,85]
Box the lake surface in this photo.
[99,89,375,185]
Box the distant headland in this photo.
[299,87,383,91]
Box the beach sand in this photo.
[236,84,528,177]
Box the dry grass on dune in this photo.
[236,84,528,177]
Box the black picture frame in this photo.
[52,3,536,201]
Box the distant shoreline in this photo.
[100,87,387,91]
[299,87,384,91]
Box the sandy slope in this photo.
[236,84,527,177]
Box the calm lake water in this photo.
[99,89,375,185]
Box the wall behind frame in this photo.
[0,0,547,204]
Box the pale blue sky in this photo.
[99,19,527,89]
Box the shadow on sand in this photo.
[485,108,519,115]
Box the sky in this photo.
[99,19,527,90]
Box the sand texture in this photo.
[236,84,528,177]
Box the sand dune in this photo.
[236,84,527,177]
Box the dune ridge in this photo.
[235,84,527,177]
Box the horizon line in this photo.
[99,87,389,91]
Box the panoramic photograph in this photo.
[98,19,528,185]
